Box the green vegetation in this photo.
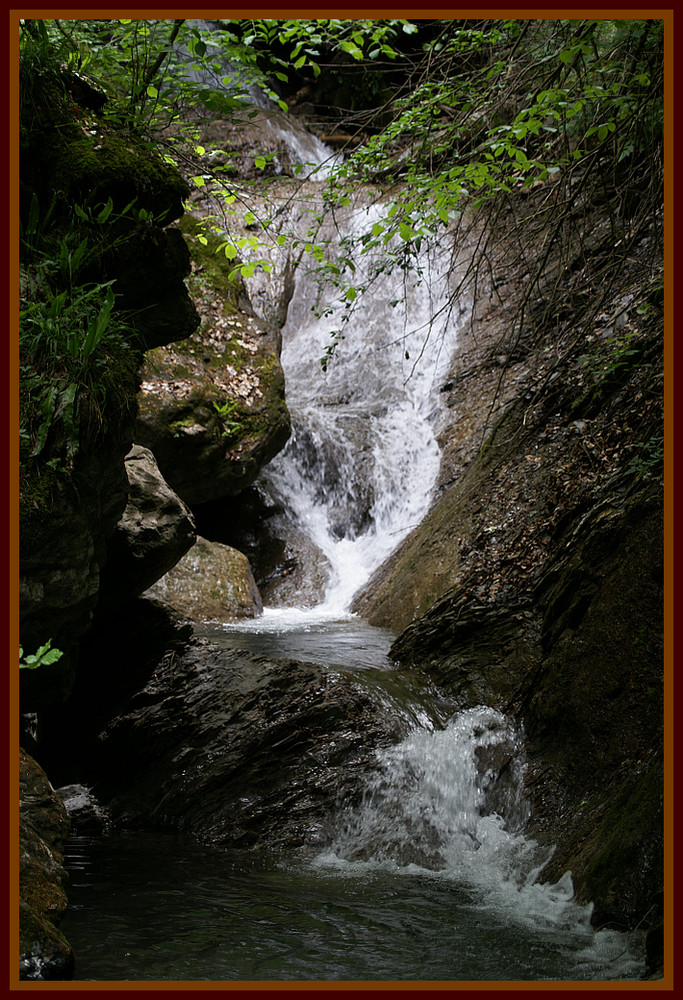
[19,16,663,464]
[307,19,663,368]
[20,195,139,471]
[19,640,64,670]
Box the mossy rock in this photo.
[135,217,290,505]
[26,126,188,227]
[143,535,263,622]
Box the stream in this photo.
[60,614,646,983]
[59,105,647,983]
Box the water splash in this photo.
[312,706,645,976]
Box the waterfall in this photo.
[175,33,464,618]
[251,196,467,617]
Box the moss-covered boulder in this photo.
[19,750,73,981]
[143,535,262,622]
[135,216,291,505]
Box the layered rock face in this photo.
[29,603,403,852]
[355,227,664,945]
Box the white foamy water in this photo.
[254,197,467,616]
[312,706,645,979]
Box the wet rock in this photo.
[42,626,400,850]
[135,218,290,505]
[55,785,110,834]
[191,487,332,609]
[19,750,74,981]
[96,445,196,616]
[143,535,263,622]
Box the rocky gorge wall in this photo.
[18,68,664,980]
[354,200,664,960]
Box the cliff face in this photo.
[19,72,199,701]
[19,79,291,705]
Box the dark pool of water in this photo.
[58,618,646,984]
[60,831,645,984]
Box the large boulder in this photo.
[36,616,405,850]
[135,216,291,505]
[143,535,262,622]
[19,750,73,981]
[96,445,197,617]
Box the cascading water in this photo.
[206,126,645,979]
[247,196,466,618]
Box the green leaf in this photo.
[146,84,158,99]
[20,639,63,670]
[96,197,114,224]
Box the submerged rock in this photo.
[143,535,263,622]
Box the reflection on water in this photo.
[192,612,396,671]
